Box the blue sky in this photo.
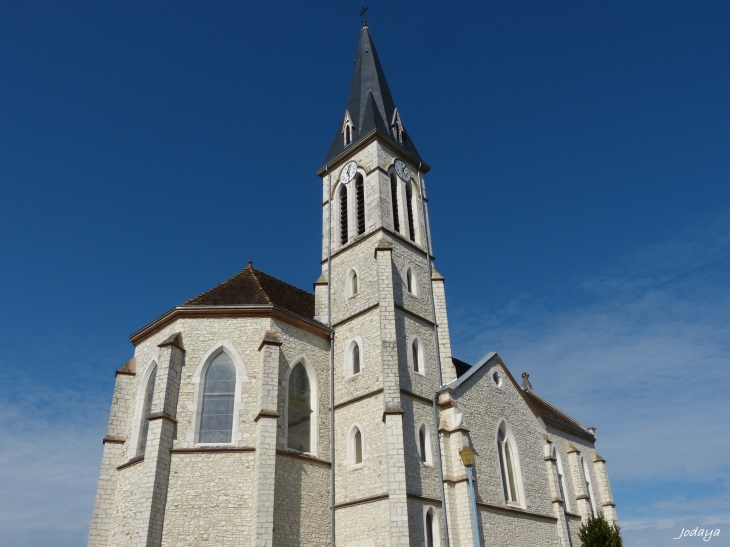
[1,2,729,545]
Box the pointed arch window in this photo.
[355,175,365,235]
[406,181,416,241]
[390,173,400,233]
[352,342,361,375]
[498,425,520,504]
[354,427,363,464]
[406,268,418,296]
[137,363,157,456]
[288,363,312,452]
[350,269,358,296]
[339,185,348,245]
[411,338,425,375]
[199,352,236,444]
[425,507,440,547]
[418,423,433,465]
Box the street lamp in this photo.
[459,445,482,547]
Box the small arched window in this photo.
[418,423,432,464]
[352,342,361,375]
[288,363,312,452]
[199,352,236,444]
[390,173,400,233]
[411,338,425,375]
[345,125,351,144]
[137,363,157,456]
[498,425,520,504]
[351,270,358,295]
[355,175,365,235]
[406,181,416,242]
[354,428,363,464]
[339,185,348,245]
[425,508,439,547]
[406,268,418,295]
[412,340,420,373]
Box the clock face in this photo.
[394,159,411,182]
[340,161,358,185]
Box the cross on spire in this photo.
[360,3,368,27]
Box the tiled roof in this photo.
[521,389,592,437]
[183,263,315,320]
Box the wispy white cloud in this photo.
[0,370,108,547]
[451,211,730,541]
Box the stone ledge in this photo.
[382,406,405,422]
[254,410,280,422]
[475,501,558,523]
[276,449,331,467]
[334,493,389,510]
[575,494,590,501]
[158,332,185,351]
[334,388,384,410]
[258,330,282,351]
[602,501,616,507]
[103,435,126,445]
[117,455,144,471]
[170,447,255,454]
[148,412,177,423]
[550,496,565,504]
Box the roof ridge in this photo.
[181,266,252,306]
[250,267,314,297]
[248,267,273,305]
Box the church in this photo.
[88,24,618,547]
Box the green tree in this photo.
[578,513,622,547]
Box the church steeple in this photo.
[322,26,423,169]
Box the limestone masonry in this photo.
[88,24,618,547]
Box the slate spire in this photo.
[322,26,423,169]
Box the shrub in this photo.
[578,513,622,547]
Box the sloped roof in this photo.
[442,352,594,441]
[521,389,592,438]
[322,26,423,169]
[183,263,315,319]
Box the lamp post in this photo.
[459,445,482,547]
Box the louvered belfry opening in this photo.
[340,185,348,245]
[390,174,400,233]
[356,175,365,235]
[406,181,415,241]
[345,125,351,144]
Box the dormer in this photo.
[391,109,404,143]
[342,111,355,146]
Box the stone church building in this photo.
[88,24,618,547]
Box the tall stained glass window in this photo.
[199,352,236,443]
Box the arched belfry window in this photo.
[199,352,236,443]
[406,181,416,241]
[137,363,157,456]
[288,363,312,452]
[339,185,348,245]
[355,175,365,235]
[411,338,425,375]
[498,424,520,504]
[390,173,400,233]
[345,125,351,144]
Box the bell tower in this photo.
[315,24,457,547]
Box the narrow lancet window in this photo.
[419,424,428,463]
[351,271,358,295]
[346,125,351,144]
[426,509,435,547]
[352,342,361,374]
[390,174,400,233]
[199,352,236,443]
[288,363,312,452]
[137,363,157,455]
[356,175,365,235]
[354,428,363,464]
[406,181,415,241]
[498,426,520,504]
[412,339,420,373]
[340,186,348,245]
